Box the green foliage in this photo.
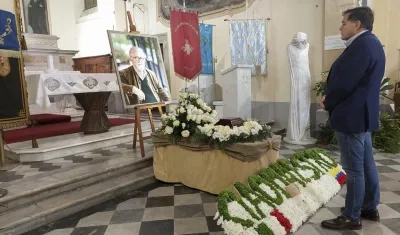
[317,120,337,145]
[317,113,400,154]
[255,223,274,235]
[217,190,255,228]
[313,81,327,97]
[372,112,400,153]
[380,77,395,93]
[313,77,394,98]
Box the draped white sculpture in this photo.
[284,32,317,145]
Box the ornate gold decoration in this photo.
[18,109,26,117]
[0,56,10,77]
[0,18,13,45]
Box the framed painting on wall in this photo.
[0,0,31,129]
[107,30,171,109]
[22,0,50,34]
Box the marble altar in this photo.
[23,34,78,73]
[220,65,252,119]
[22,33,79,113]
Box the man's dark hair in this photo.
[343,6,374,31]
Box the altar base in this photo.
[153,145,279,195]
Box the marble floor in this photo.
[10,143,400,235]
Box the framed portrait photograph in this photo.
[107,30,171,109]
[22,0,50,35]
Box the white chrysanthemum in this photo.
[173,120,180,127]
[259,183,277,198]
[164,126,173,134]
[181,130,190,138]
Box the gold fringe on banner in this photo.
[0,49,20,58]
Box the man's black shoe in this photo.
[340,207,380,222]
[321,215,362,230]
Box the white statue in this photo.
[284,32,317,145]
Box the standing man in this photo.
[320,7,384,230]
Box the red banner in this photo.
[170,9,201,81]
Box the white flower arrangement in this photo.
[196,120,273,147]
[215,149,346,235]
[157,93,273,146]
[158,93,217,138]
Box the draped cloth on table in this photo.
[170,9,202,80]
[199,23,213,74]
[230,20,267,75]
[151,133,281,162]
[152,134,281,195]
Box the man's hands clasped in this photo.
[320,95,325,110]
[122,84,145,101]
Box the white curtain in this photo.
[230,20,267,75]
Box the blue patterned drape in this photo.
[200,23,213,74]
[230,20,267,75]
[0,10,20,58]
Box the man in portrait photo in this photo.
[119,46,171,105]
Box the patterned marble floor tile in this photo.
[20,143,400,235]
[104,223,141,235]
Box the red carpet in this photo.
[4,118,134,144]
[30,114,71,125]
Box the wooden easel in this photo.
[127,11,140,34]
[126,10,164,157]
[133,103,165,157]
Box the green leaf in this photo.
[381,77,390,86]
[380,84,394,92]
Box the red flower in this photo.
[337,174,346,185]
[270,209,293,232]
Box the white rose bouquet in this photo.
[157,93,218,139]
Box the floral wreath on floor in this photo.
[156,93,274,148]
[214,149,347,235]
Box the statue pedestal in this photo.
[283,137,317,145]
[220,65,252,119]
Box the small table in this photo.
[26,72,119,135]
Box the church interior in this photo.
[0,0,400,234]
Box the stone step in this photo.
[0,154,153,214]
[0,167,155,235]
[259,119,286,136]
[5,123,154,162]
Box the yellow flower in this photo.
[328,167,340,178]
